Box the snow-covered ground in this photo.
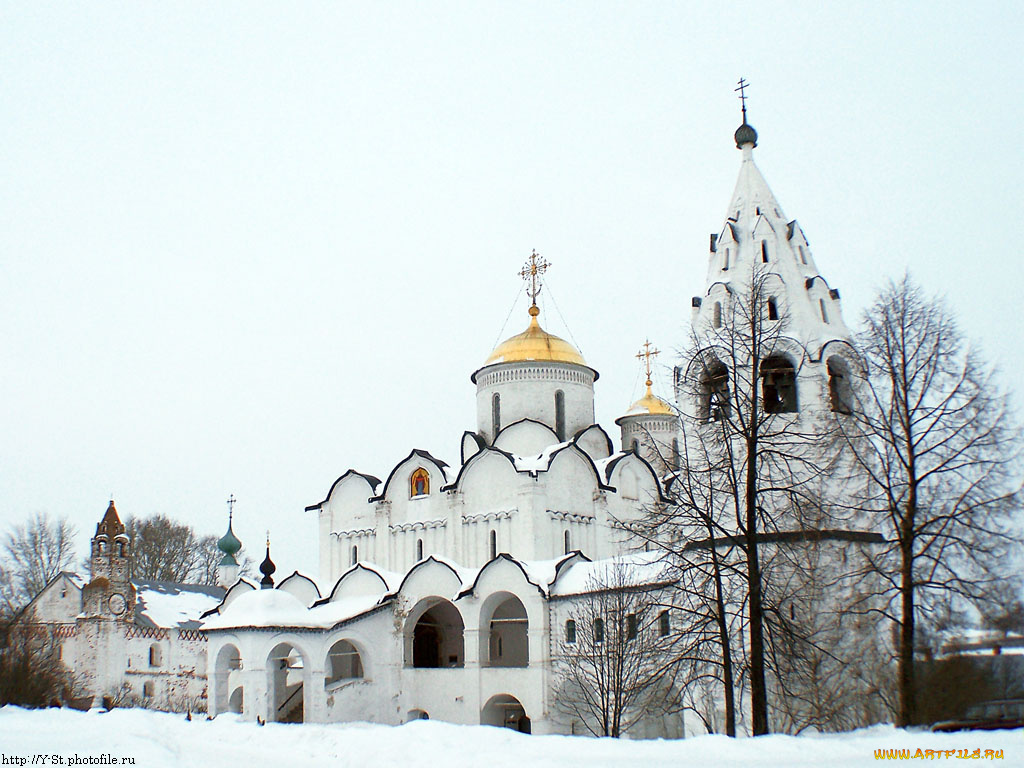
[0,707,1020,767]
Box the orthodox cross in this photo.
[735,77,750,123]
[519,249,551,309]
[227,494,236,522]
[636,339,660,387]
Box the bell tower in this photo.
[83,500,136,620]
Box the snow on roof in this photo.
[593,452,628,483]
[132,579,225,629]
[517,553,581,597]
[348,562,402,592]
[202,587,382,631]
[549,551,674,597]
[511,441,572,473]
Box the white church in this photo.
[23,104,884,734]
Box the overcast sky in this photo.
[2,2,1021,580]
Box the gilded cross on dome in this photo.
[519,249,551,315]
[636,339,660,387]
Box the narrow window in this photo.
[790,603,796,621]
[555,390,566,441]
[761,241,769,263]
[489,530,497,559]
[819,298,829,324]
[149,644,161,667]
[761,356,798,413]
[798,245,807,264]
[767,298,778,321]
[351,545,358,565]
[143,681,154,698]
[631,439,639,453]
[723,248,730,271]
[713,301,722,328]
[626,614,638,641]
[594,618,604,644]
[658,610,670,637]
[566,619,577,644]
[416,539,423,560]
[491,392,501,437]
[563,530,571,554]
[118,542,125,556]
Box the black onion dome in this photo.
[735,122,758,149]
[259,544,276,588]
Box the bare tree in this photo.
[552,562,679,737]
[663,262,844,734]
[3,512,77,612]
[840,275,1022,726]
[126,515,222,585]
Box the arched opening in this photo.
[555,390,566,442]
[700,360,730,421]
[761,241,769,262]
[563,529,571,555]
[828,357,853,414]
[228,686,243,714]
[566,619,577,644]
[492,393,501,437]
[351,545,358,565]
[416,539,423,561]
[407,598,465,669]
[325,639,364,686]
[761,356,798,413]
[713,301,722,328]
[117,542,126,556]
[482,593,529,667]
[407,709,430,722]
[481,694,531,733]
[213,643,242,716]
[267,642,308,723]
[489,529,497,559]
[767,297,779,321]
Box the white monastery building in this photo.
[23,103,885,734]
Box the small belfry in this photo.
[83,499,136,620]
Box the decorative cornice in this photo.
[461,510,514,524]
[389,519,447,533]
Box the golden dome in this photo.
[484,308,587,367]
[625,384,673,416]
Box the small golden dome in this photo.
[485,315,587,366]
[625,384,673,416]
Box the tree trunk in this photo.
[746,433,769,735]
[898,487,916,726]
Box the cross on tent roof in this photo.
[736,77,750,122]
[636,339,660,387]
[519,249,551,310]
